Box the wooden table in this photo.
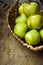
[0,0,43,65]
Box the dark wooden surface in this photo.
[0,0,43,65]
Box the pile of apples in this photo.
[14,2,43,45]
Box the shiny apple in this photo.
[15,14,27,24]
[27,15,42,30]
[40,29,43,41]
[25,30,40,45]
[14,23,28,38]
[19,3,28,14]
[23,2,39,16]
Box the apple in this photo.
[25,30,40,45]
[27,15,42,30]
[15,14,27,24]
[19,3,28,14]
[23,4,31,16]
[40,29,43,41]
[40,16,43,27]
[14,23,28,38]
[23,2,39,16]
[30,2,39,14]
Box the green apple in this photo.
[30,2,39,13]
[23,4,31,16]
[25,30,40,45]
[15,14,27,24]
[19,3,28,14]
[40,29,43,41]
[27,15,42,30]
[40,15,43,27]
[23,2,39,16]
[14,23,28,38]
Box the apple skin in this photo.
[15,14,27,24]
[41,16,43,27]
[19,3,28,14]
[23,4,31,16]
[30,2,39,14]
[40,29,43,41]
[14,23,28,38]
[27,15,42,30]
[19,5,23,14]
[23,2,39,16]
[25,30,40,45]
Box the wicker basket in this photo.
[7,0,43,52]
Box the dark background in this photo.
[0,0,43,65]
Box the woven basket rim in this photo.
[7,0,43,52]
